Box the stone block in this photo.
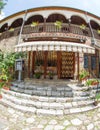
[18,84,25,89]
[70,108,82,113]
[24,90,33,95]
[56,98,67,103]
[52,91,60,97]
[37,109,56,115]
[42,102,49,109]
[63,103,72,108]
[56,110,63,116]
[49,103,64,110]
[39,97,49,102]
[48,97,56,102]
[64,92,73,97]
[64,109,70,115]
[35,101,42,108]
[47,90,52,96]
[56,87,65,91]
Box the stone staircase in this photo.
[0,80,100,115]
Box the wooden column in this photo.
[77,52,79,80]
[28,51,31,78]
[31,51,36,74]
[57,51,61,79]
[43,17,46,32]
[44,51,48,78]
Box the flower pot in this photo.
[49,76,53,80]
[3,86,9,90]
[93,101,98,106]
[92,82,99,85]
[0,94,2,99]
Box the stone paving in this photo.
[0,104,100,130]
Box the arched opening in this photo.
[25,15,44,25]
[10,18,23,28]
[90,20,100,30]
[0,23,8,33]
[46,13,68,23]
[71,15,87,25]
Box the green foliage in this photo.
[34,72,41,79]
[48,71,54,79]
[0,52,26,81]
[80,24,86,30]
[9,28,14,32]
[0,0,7,11]
[31,21,39,27]
[85,79,99,86]
[97,29,100,34]
[0,74,8,81]
[54,21,62,29]
[79,70,89,80]
[95,93,100,101]
[85,79,93,86]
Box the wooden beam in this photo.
[31,51,36,74]
[77,52,79,80]
[44,51,48,78]
[28,51,31,78]
[57,51,61,79]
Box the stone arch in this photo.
[0,23,8,32]
[71,15,87,25]
[90,20,100,30]
[10,18,23,28]
[46,13,68,23]
[25,15,44,25]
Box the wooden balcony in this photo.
[0,23,100,41]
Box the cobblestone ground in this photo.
[0,104,100,130]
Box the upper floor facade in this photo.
[0,6,100,42]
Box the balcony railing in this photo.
[0,23,100,40]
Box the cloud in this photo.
[0,11,5,20]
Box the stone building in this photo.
[0,6,99,80]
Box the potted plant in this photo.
[85,79,93,87]
[31,21,39,27]
[0,82,4,99]
[93,93,100,106]
[48,71,54,79]
[54,20,62,29]
[34,71,41,79]
[97,29,100,35]
[79,70,89,84]
[91,79,99,85]
[80,24,86,30]
[9,28,14,32]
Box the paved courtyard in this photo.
[0,104,100,130]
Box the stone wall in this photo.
[0,36,18,52]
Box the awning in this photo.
[15,41,95,54]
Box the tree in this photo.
[0,0,7,14]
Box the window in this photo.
[84,55,88,68]
[91,56,96,70]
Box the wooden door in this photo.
[61,52,75,79]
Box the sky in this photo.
[1,0,100,20]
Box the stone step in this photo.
[10,85,97,98]
[1,89,96,108]
[2,89,95,103]
[0,97,98,116]
[10,86,73,97]
[1,92,95,110]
